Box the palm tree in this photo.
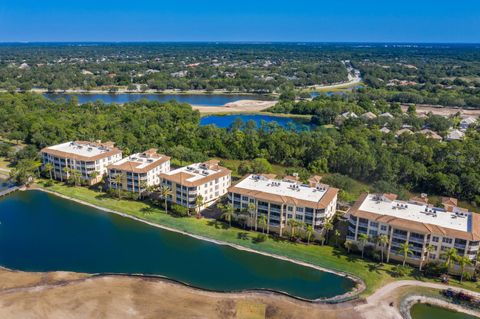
[319,234,326,246]
[258,215,267,233]
[443,248,458,274]
[358,233,369,259]
[44,163,54,180]
[378,234,389,264]
[89,171,99,183]
[221,203,234,227]
[195,195,204,218]
[334,229,341,247]
[457,256,473,282]
[305,225,314,245]
[62,166,70,182]
[70,169,81,186]
[398,243,413,266]
[323,220,334,243]
[138,179,147,199]
[160,185,171,214]
[425,245,436,266]
[287,219,299,239]
[247,203,256,230]
[113,173,124,198]
[344,240,354,253]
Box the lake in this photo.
[0,191,355,300]
[44,93,269,106]
[0,178,11,192]
[410,303,478,319]
[200,114,312,130]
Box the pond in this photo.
[410,303,478,319]
[0,191,355,300]
[44,93,269,106]
[200,114,313,130]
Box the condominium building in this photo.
[158,160,231,211]
[107,149,170,193]
[347,193,480,267]
[228,174,338,235]
[41,141,122,185]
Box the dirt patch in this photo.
[0,269,365,319]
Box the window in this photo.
[442,237,453,244]
[432,236,439,243]
[380,225,387,231]
[370,222,379,228]
[287,206,293,212]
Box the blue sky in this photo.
[0,0,479,43]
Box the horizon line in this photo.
[0,41,479,45]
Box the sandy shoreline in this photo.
[29,187,364,302]
[193,100,278,114]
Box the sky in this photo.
[0,0,479,43]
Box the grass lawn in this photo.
[35,180,480,297]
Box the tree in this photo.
[138,180,147,199]
[44,163,54,180]
[287,219,300,239]
[398,243,413,267]
[443,248,458,274]
[89,171,100,185]
[247,203,256,230]
[194,195,204,218]
[344,240,354,253]
[113,173,124,198]
[457,256,473,282]
[423,244,436,269]
[378,234,389,264]
[323,220,334,243]
[358,233,369,259]
[334,229,341,247]
[160,185,172,214]
[220,203,234,227]
[305,225,314,245]
[257,215,267,233]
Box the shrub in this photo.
[171,204,189,217]
[253,233,267,243]
[423,262,448,278]
[392,265,412,277]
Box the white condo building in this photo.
[228,174,338,235]
[347,193,480,268]
[41,141,122,185]
[108,149,170,193]
[158,160,231,211]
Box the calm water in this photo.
[0,191,354,300]
[410,304,478,319]
[200,114,312,130]
[44,93,268,106]
[0,178,10,191]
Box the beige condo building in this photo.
[41,141,122,185]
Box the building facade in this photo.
[41,141,122,185]
[228,174,338,235]
[347,193,480,268]
[158,160,231,211]
[108,149,170,193]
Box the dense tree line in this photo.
[0,93,478,204]
[0,43,349,93]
